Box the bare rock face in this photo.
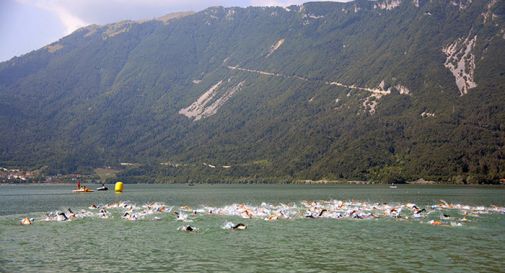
[179,80,246,121]
[443,33,478,96]
[374,0,403,10]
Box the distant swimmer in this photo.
[440,213,451,220]
[20,217,32,225]
[412,207,426,218]
[223,222,247,230]
[98,208,108,218]
[265,214,279,221]
[57,212,69,221]
[174,211,189,221]
[318,209,328,217]
[233,223,247,230]
[461,211,469,222]
[178,225,198,232]
[122,212,138,221]
[305,213,315,219]
[241,209,253,219]
[350,210,363,219]
[305,209,327,219]
[67,208,76,219]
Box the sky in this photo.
[0,0,350,62]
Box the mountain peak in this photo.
[156,11,195,24]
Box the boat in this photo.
[96,185,108,191]
[72,187,94,193]
[389,183,397,189]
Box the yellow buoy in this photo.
[114,181,124,192]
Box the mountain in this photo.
[1,0,504,183]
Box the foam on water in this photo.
[21,199,505,229]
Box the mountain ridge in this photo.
[1,0,504,183]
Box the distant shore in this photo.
[2,178,503,186]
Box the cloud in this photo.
[16,0,351,34]
[16,0,88,34]
[49,5,88,34]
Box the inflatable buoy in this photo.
[115,182,124,193]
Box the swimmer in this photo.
[222,221,246,230]
[318,209,328,217]
[241,209,253,219]
[233,223,247,230]
[415,208,426,214]
[122,212,134,220]
[174,211,189,221]
[20,217,32,225]
[67,208,76,219]
[178,225,198,232]
[265,214,279,221]
[305,209,325,219]
[461,211,469,222]
[439,200,452,208]
[180,205,192,212]
[440,213,451,220]
[305,212,316,219]
[413,210,424,219]
[57,212,69,221]
[43,212,56,221]
[98,208,109,219]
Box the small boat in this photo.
[389,183,397,189]
[72,187,94,193]
[96,186,108,191]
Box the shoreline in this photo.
[1,181,504,186]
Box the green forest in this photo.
[0,0,504,184]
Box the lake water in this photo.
[1,184,504,272]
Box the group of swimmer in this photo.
[20,199,505,230]
[20,201,249,232]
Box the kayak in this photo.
[96,186,108,191]
[72,188,94,193]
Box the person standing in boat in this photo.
[77,181,81,189]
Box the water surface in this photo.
[1,184,504,272]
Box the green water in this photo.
[1,184,504,272]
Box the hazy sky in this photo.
[0,0,349,62]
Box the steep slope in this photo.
[0,0,504,183]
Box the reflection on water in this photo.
[1,184,504,272]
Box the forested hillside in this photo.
[1,0,504,183]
